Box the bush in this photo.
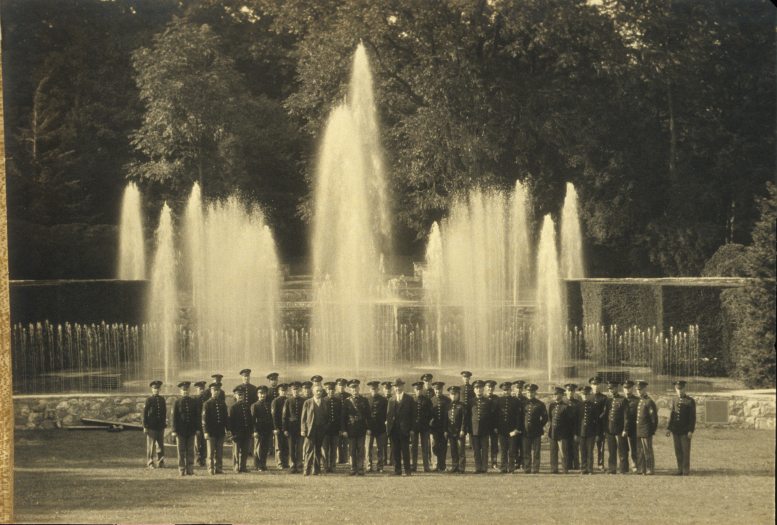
[702,243,747,277]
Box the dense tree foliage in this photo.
[1,0,774,277]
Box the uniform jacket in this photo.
[301,397,330,437]
[604,394,630,435]
[447,400,467,435]
[625,394,640,434]
[171,395,199,436]
[282,396,306,434]
[342,394,371,438]
[636,395,658,438]
[251,400,274,434]
[202,389,226,403]
[460,383,475,409]
[430,394,451,432]
[548,400,574,440]
[667,395,696,434]
[143,394,166,431]
[523,398,548,438]
[202,397,229,438]
[368,394,388,434]
[592,392,608,434]
[386,392,416,436]
[271,395,287,431]
[229,400,253,436]
[495,395,523,435]
[469,396,494,436]
[577,400,599,438]
[412,394,433,433]
[325,394,343,435]
[238,383,259,406]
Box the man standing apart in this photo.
[171,381,199,476]
[666,380,696,476]
[386,378,415,476]
[143,380,166,469]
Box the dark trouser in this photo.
[471,434,489,473]
[566,437,580,470]
[288,432,303,471]
[580,436,596,473]
[303,432,325,474]
[498,434,519,472]
[145,429,165,466]
[175,434,195,474]
[489,432,499,467]
[595,432,605,468]
[523,436,541,473]
[411,430,431,471]
[367,432,387,470]
[550,438,569,473]
[449,434,465,472]
[607,433,630,473]
[431,430,447,471]
[638,436,654,474]
[233,434,251,472]
[390,430,411,474]
[338,434,349,463]
[206,435,224,473]
[195,432,206,466]
[672,433,692,474]
[349,435,366,473]
[627,432,641,471]
[274,431,289,468]
[515,434,523,469]
[323,434,339,472]
[254,432,272,469]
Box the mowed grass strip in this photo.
[13,428,775,524]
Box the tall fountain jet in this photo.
[536,214,563,382]
[510,180,532,302]
[118,182,146,280]
[147,203,177,384]
[423,222,444,368]
[311,43,391,371]
[560,182,585,279]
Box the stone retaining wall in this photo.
[13,392,775,431]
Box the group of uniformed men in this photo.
[142,369,696,477]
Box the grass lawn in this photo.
[13,428,775,524]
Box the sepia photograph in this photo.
[0,0,775,523]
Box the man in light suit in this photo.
[301,384,330,475]
[386,378,415,476]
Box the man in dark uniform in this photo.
[666,380,696,475]
[512,380,526,470]
[252,386,274,471]
[564,383,581,471]
[366,381,388,472]
[484,380,500,470]
[342,380,370,475]
[421,373,435,398]
[411,381,432,472]
[143,380,167,469]
[604,380,630,474]
[380,381,393,466]
[266,372,280,404]
[335,378,351,464]
[193,380,208,466]
[386,378,415,476]
[446,386,467,473]
[322,381,342,472]
[429,381,450,472]
[460,371,475,415]
[229,385,253,473]
[283,381,305,473]
[301,383,330,475]
[635,380,658,475]
[577,386,599,475]
[202,382,229,474]
[171,381,199,476]
[623,380,641,472]
[522,384,547,474]
[549,386,573,474]
[588,377,608,471]
[203,374,226,402]
[469,380,493,474]
[495,381,522,473]
[238,369,259,405]
[271,383,289,469]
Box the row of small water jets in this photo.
[11,320,701,394]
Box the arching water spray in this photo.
[118,182,146,280]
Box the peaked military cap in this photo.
[266,372,279,380]
[193,381,207,388]
[636,380,649,388]
[622,380,635,388]
[239,369,251,376]
[447,385,461,394]
[564,383,578,391]
[393,378,405,386]
[208,382,221,389]
[513,380,526,388]
[336,378,348,386]
[582,385,592,394]
[420,373,433,382]
[412,381,423,389]
[290,381,301,389]
[381,381,393,388]
[324,381,336,388]
[311,375,324,382]
[432,381,445,389]
[460,371,473,378]
[607,381,619,389]
[472,380,485,388]
[233,385,245,394]
[367,380,380,388]
[177,381,191,389]
[527,384,539,392]
[257,385,269,393]
[149,380,162,388]
[277,383,288,390]
[485,380,497,388]
[301,381,313,388]
[673,380,687,387]
[588,377,601,385]
[499,381,512,391]
[348,379,361,387]
[553,386,565,395]
[211,374,224,381]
